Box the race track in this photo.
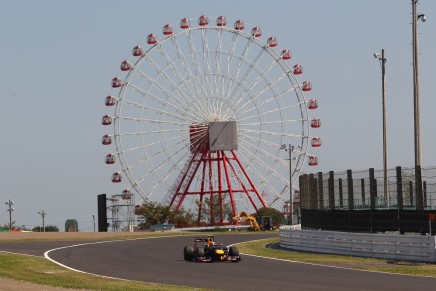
[2,233,436,290]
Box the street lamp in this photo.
[38,210,46,232]
[280,144,295,225]
[412,0,426,208]
[5,200,14,231]
[373,49,388,206]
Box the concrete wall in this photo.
[279,226,436,263]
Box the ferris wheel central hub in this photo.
[190,121,238,153]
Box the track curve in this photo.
[42,233,436,291]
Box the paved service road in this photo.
[2,233,436,290]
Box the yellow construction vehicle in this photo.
[232,212,261,231]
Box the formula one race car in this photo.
[183,235,241,263]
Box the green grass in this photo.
[0,253,203,290]
[236,237,436,277]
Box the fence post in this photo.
[396,166,404,234]
[361,178,366,208]
[347,170,354,210]
[396,166,403,210]
[369,168,376,210]
[415,165,423,211]
[423,181,427,209]
[347,170,354,231]
[339,178,344,208]
[318,172,324,209]
[328,171,335,210]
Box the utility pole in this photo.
[38,210,47,232]
[5,200,14,231]
[374,49,388,206]
[412,0,426,209]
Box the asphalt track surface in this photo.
[2,233,436,290]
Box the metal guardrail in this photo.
[279,226,436,263]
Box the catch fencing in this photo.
[299,166,436,233]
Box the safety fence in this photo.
[299,166,436,233]
[279,226,436,263]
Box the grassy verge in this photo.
[0,252,201,290]
[236,237,436,277]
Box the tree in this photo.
[135,200,172,229]
[135,200,197,229]
[195,195,233,225]
[171,208,196,228]
[254,207,286,225]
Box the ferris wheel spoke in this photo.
[132,62,189,109]
[237,147,286,204]
[120,99,193,123]
[170,37,203,98]
[185,29,209,99]
[126,82,199,122]
[225,36,253,99]
[238,91,299,119]
[238,131,287,152]
[221,53,279,119]
[155,44,211,117]
[227,47,267,104]
[200,28,215,97]
[237,72,289,113]
[240,128,304,139]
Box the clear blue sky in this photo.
[1,0,435,231]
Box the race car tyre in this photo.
[229,246,239,257]
[184,245,194,261]
[195,247,205,258]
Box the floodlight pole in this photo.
[281,144,294,225]
[38,210,46,232]
[5,200,14,231]
[92,214,96,232]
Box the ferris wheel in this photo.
[102,16,321,224]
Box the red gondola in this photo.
[234,19,245,30]
[308,156,319,166]
[281,49,291,60]
[122,189,132,200]
[267,36,278,47]
[102,135,112,145]
[111,77,122,88]
[132,45,143,57]
[105,95,116,106]
[147,34,157,45]
[105,154,115,164]
[302,81,312,91]
[198,15,209,26]
[112,172,122,183]
[311,118,321,128]
[180,17,190,29]
[120,60,132,71]
[101,114,112,125]
[251,27,262,37]
[163,24,173,35]
[311,137,322,147]
[292,64,303,75]
[216,16,227,27]
[307,99,318,109]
